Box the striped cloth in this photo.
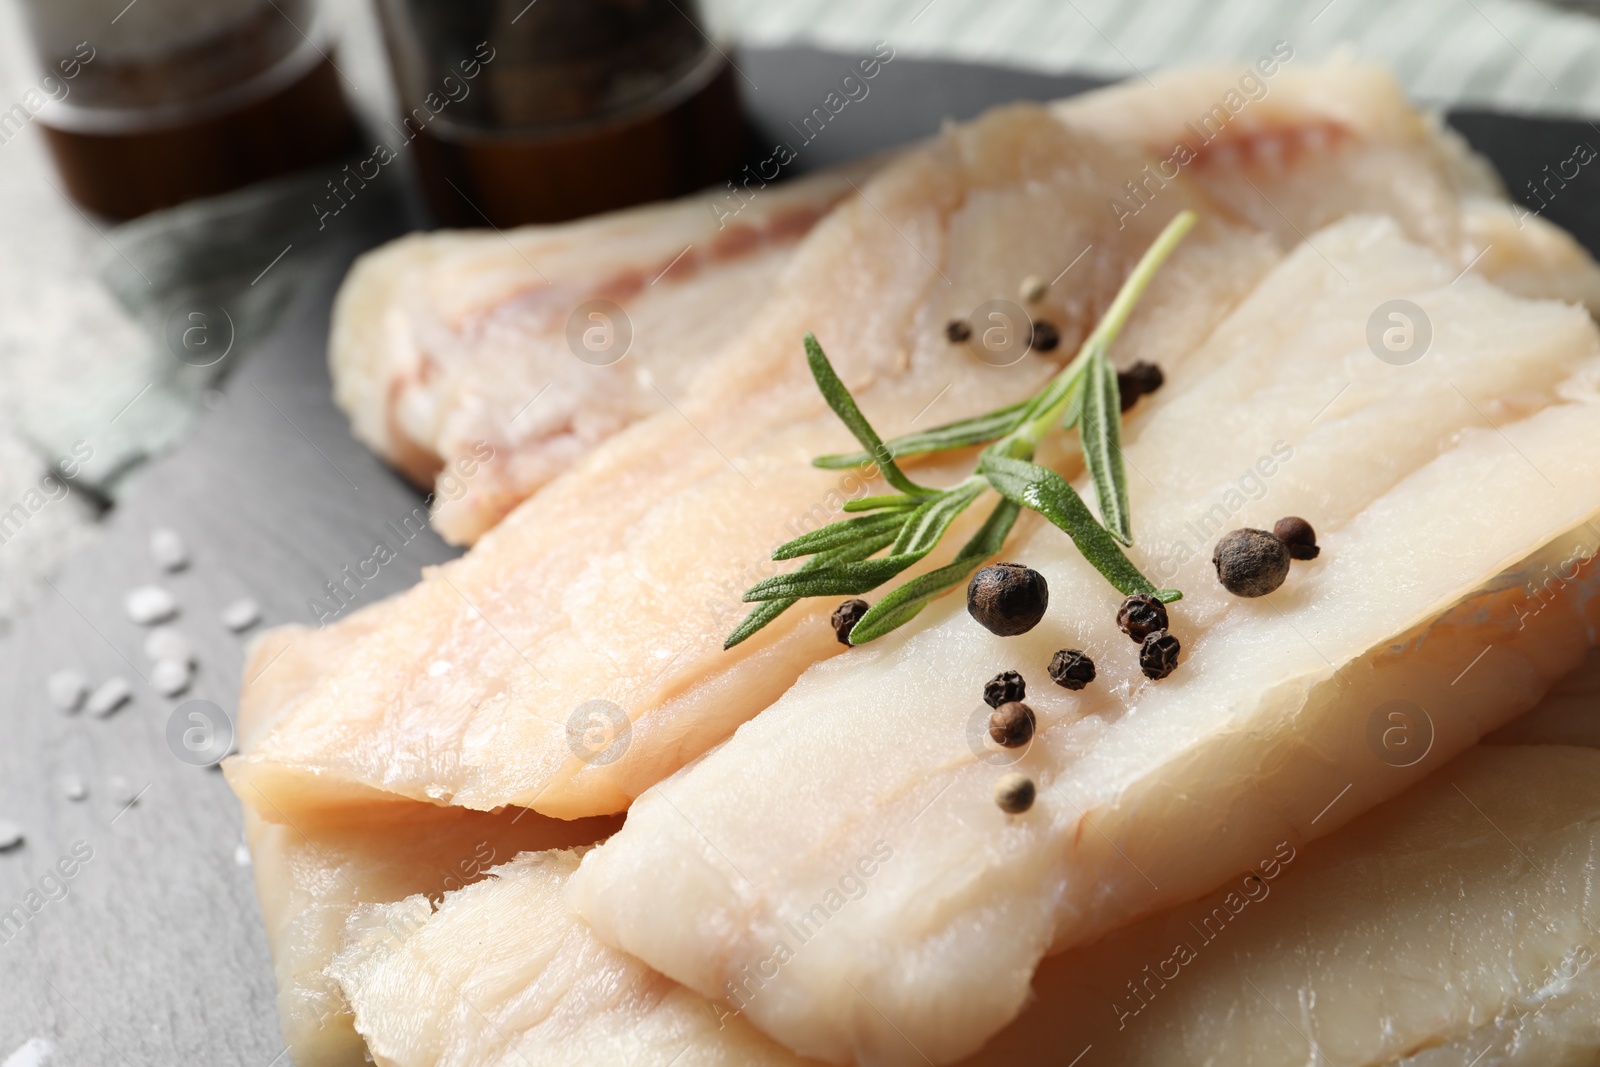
[710,0,1600,116]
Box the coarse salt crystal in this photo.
[143,627,193,665]
[220,597,260,632]
[0,820,23,851]
[86,677,132,717]
[149,528,188,572]
[125,586,178,625]
[46,669,88,711]
[151,658,191,697]
[108,776,141,807]
[59,774,87,801]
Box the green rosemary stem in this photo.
[1006,209,1196,452]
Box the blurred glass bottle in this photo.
[375,0,748,226]
[8,0,357,219]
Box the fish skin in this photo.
[331,164,875,546]
[565,217,1600,1065]
[229,100,1282,826]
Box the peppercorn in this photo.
[983,670,1026,708]
[1212,528,1291,598]
[1116,593,1168,643]
[988,701,1036,748]
[967,563,1049,636]
[830,598,869,645]
[945,319,972,343]
[1274,516,1321,560]
[1047,648,1096,690]
[994,772,1036,814]
[1139,630,1181,680]
[1116,361,1165,412]
[1030,320,1060,352]
[1019,274,1047,304]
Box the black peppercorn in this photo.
[1274,516,1321,560]
[1047,648,1096,690]
[830,598,869,645]
[1116,361,1164,411]
[1030,320,1060,352]
[994,772,1036,813]
[945,319,972,343]
[967,563,1049,636]
[1212,528,1291,598]
[988,701,1036,748]
[1139,630,1181,679]
[982,670,1026,708]
[1116,593,1168,643]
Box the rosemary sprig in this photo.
[723,210,1196,649]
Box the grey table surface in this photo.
[1,47,1595,1067]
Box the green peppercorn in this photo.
[1274,516,1321,560]
[1139,630,1181,680]
[967,563,1049,636]
[1047,648,1096,690]
[1116,593,1168,642]
[983,670,1026,708]
[1212,528,1291,598]
[830,598,869,645]
[994,772,1036,814]
[988,701,1036,748]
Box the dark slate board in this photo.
[0,46,1595,1067]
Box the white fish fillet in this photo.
[245,804,620,1066]
[568,216,1600,1064]
[328,734,1600,1066]
[331,166,871,546]
[228,65,1591,831]
[330,849,824,1067]
[971,744,1600,1067]
[233,625,623,1067]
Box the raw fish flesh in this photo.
[327,738,1600,1065]
[245,805,619,1066]
[331,166,872,545]
[228,66,1594,830]
[567,214,1600,1064]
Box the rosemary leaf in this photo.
[805,333,931,496]
[847,499,1020,644]
[812,400,1030,469]
[771,510,909,561]
[723,531,898,649]
[1081,350,1133,545]
[742,554,919,602]
[842,493,924,513]
[890,481,984,556]
[979,452,1177,601]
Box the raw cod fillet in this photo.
[226,64,1591,830]
[329,849,825,1067]
[972,744,1600,1066]
[326,722,1600,1066]
[330,164,871,546]
[245,804,620,1066]
[331,62,1600,549]
[233,626,623,1067]
[567,215,1600,1064]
